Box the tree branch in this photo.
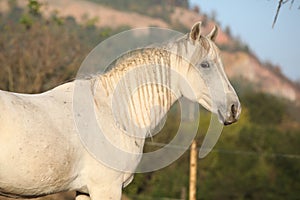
[272,0,284,28]
[290,0,295,9]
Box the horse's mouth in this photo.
[217,109,237,126]
[223,119,237,126]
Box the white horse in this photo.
[0,22,241,200]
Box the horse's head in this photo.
[178,22,241,125]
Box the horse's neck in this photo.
[96,48,182,137]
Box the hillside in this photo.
[0,1,300,200]
[222,52,299,101]
[3,0,298,102]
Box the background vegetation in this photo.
[0,1,299,200]
[0,1,128,93]
[87,0,189,23]
[124,84,300,200]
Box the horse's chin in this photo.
[198,99,236,125]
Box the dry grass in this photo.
[0,16,87,93]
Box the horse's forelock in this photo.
[200,37,210,52]
[200,36,220,63]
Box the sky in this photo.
[190,0,300,81]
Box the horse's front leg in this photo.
[76,194,91,200]
[75,191,91,200]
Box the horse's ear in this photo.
[190,22,202,41]
[207,25,218,42]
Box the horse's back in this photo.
[0,82,82,197]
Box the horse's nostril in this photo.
[231,104,237,118]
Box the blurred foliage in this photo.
[219,39,251,54]
[86,0,188,24]
[0,3,128,93]
[242,92,286,125]
[87,0,189,11]
[125,88,300,200]
[27,0,42,16]
[1,1,300,200]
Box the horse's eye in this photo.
[200,61,210,68]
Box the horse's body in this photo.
[0,22,241,200]
[0,82,80,197]
[0,81,135,199]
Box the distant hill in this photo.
[1,0,299,102]
[1,2,300,200]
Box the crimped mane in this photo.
[101,33,216,80]
[103,48,171,77]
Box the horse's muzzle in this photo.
[223,103,241,126]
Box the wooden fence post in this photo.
[189,140,197,200]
